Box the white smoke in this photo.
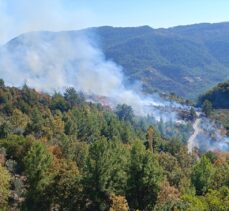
[0,31,174,116]
[1,0,228,152]
[198,118,229,152]
[0,0,179,118]
[0,0,94,45]
[188,114,229,152]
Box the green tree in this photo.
[127,140,163,210]
[10,109,30,135]
[211,161,229,189]
[60,140,89,172]
[0,165,11,209]
[191,156,215,195]
[48,160,83,211]
[25,108,44,137]
[63,113,78,136]
[204,186,229,211]
[202,100,213,117]
[51,93,69,112]
[146,126,160,152]
[116,104,134,123]
[158,152,183,188]
[165,137,182,156]
[64,87,83,107]
[181,194,207,211]
[84,139,129,210]
[22,85,38,106]
[23,142,53,210]
[0,122,12,138]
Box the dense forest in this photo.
[0,80,228,211]
[199,81,229,109]
[97,23,229,99]
[199,81,229,135]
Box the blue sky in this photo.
[65,0,229,28]
[1,0,229,43]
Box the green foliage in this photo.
[146,126,158,152]
[204,187,229,211]
[127,140,164,210]
[158,152,183,188]
[0,84,228,210]
[63,113,78,136]
[191,156,215,195]
[164,137,183,156]
[51,93,69,112]
[0,165,11,209]
[0,135,32,171]
[0,122,12,138]
[25,108,44,137]
[60,140,89,171]
[23,142,53,209]
[84,139,129,210]
[199,81,229,135]
[116,104,134,123]
[199,81,229,109]
[181,194,207,211]
[24,142,53,190]
[96,25,229,99]
[64,87,84,107]
[48,160,83,211]
[202,100,213,117]
[212,161,229,190]
[210,109,229,135]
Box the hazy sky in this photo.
[1,0,229,44]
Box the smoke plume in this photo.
[0,0,228,152]
[0,30,173,117]
[0,0,178,117]
[0,0,94,45]
[188,113,229,153]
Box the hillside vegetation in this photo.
[199,80,229,135]
[0,81,228,210]
[95,23,229,99]
[2,22,229,99]
[199,80,229,109]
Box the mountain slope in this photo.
[199,80,229,109]
[94,23,229,99]
[1,22,229,99]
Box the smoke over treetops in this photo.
[0,28,228,153]
[0,31,173,116]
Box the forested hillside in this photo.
[95,23,229,98]
[0,81,228,210]
[199,81,229,135]
[2,22,229,99]
[199,80,229,109]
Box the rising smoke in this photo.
[187,113,229,153]
[0,0,179,117]
[0,0,228,152]
[0,30,170,116]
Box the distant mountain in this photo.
[94,23,229,99]
[2,22,229,99]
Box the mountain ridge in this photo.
[2,22,229,99]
